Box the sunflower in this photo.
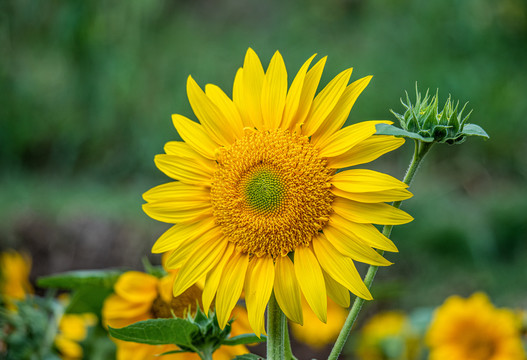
[54,313,97,360]
[143,48,413,335]
[102,271,249,360]
[356,311,420,360]
[426,293,526,360]
[0,250,33,301]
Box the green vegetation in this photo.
[2,0,526,324]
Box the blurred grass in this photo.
[1,0,526,312]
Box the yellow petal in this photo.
[329,213,398,252]
[173,235,228,297]
[294,245,327,323]
[142,200,211,224]
[245,257,275,336]
[301,68,353,137]
[102,294,152,321]
[311,76,373,146]
[312,234,372,300]
[273,255,303,325]
[241,48,265,130]
[54,335,83,359]
[151,217,216,253]
[187,75,234,145]
[154,154,212,186]
[261,51,287,130]
[322,270,350,308]
[332,197,413,225]
[327,135,405,168]
[318,121,391,158]
[171,114,219,160]
[60,314,97,342]
[332,169,408,192]
[282,54,316,131]
[165,226,222,270]
[114,272,159,303]
[205,84,244,139]
[332,187,413,203]
[232,68,253,128]
[163,141,216,172]
[292,56,327,131]
[202,243,235,312]
[216,251,249,329]
[323,225,392,266]
[142,182,210,203]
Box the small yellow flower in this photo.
[290,297,347,349]
[102,271,249,360]
[426,292,526,360]
[143,48,413,335]
[356,311,419,360]
[0,250,33,301]
[54,313,97,360]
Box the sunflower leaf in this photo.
[158,350,190,356]
[233,355,265,360]
[460,123,489,139]
[222,333,267,346]
[37,270,123,289]
[108,318,199,347]
[375,123,433,142]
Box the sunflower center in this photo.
[151,284,202,319]
[463,334,496,359]
[211,129,334,258]
[243,166,285,213]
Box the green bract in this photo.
[376,86,489,144]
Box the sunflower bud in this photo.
[177,308,232,354]
[387,85,489,144]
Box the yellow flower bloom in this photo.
[426,293,526,360]
[290,297,347,349]
[356,311,419,360]
[0,250,33,300]
[102,271,249,360]
[143,48,413,335]
[55,313,97,360]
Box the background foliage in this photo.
[1,0,526,356]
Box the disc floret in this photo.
[211,129,334,258]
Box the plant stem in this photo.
[327,140,432,360]
[198,348,214,360]
[267,291,286,360]
[284,320,298,360]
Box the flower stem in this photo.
[327,140,432,360]
[284,320,298,360]
[267,291,286,360]
[198,348,214,360]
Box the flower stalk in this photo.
[267,291,286,360]
[328,139,432,360]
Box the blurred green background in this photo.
[1,0,526,357]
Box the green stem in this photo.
[198,348,214,360]
[327,140,432,360]
[267,291,286,360]
[284,320,298,360]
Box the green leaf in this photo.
[461,123,489,139]
[222,333,267,346]
[158,350,189,356]
[108,318,199,347]
[233,355,265,360]
[66,285,113,314]
[37,270,123,289]
[375,123,433,142]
